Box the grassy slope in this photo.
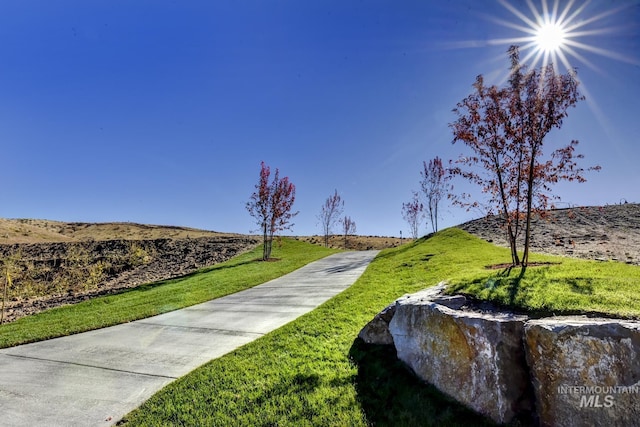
[0,239,338,348]
[122,228,640,426]
[445,243,640,319]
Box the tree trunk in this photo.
[523,146,538,267]
[262,224,269,261]
[266,230,275,260]
[494,155,520,266]
[434,203,438,233]
[506,223,520,266]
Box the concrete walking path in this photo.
[0,250,379,426]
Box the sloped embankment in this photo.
[0,236,259,322]
[458,203,640,265]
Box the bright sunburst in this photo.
[487,0,640,75]
[535,21,566,53]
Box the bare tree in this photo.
[402,192,423,239]
[449,46,599,266]
[246,161,298,260]
[340,216,356,249]
[420,156,447,233]
[318,190,344,247]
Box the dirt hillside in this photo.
[0,220,258,323]
[0,218,239,244]
[458,203,640,265]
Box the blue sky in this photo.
[1,0,638,237]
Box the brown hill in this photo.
[458,203,640,265]
[0,218,238,244]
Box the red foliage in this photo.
[246,161,298,260]
[449,46,600,266]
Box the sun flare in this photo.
[484,0,640,76]
[535,21,566,53]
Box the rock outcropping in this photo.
[361,285,640,425]
[358,303,396,345]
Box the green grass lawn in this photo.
[444,242,640,319]
[120,228,640,427]
[0,239,339,348]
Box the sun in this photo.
[535,21,566,53]
[484,0,640,76]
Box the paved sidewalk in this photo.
[0,250,379,426]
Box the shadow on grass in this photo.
[507,266,527,306]
[482,266,529,306]
[567,278,594,295]
[348,338,496,427]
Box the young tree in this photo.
[401,192,423,239]
[420,156,447,233]
[340,216,356,249]
[246,161,298,260]
[449,74,523,264]
[449,46,599,266]
[318,190,344,247]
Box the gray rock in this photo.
[431,295,467,310]
[524,316,640,427]
[358,282,447,345]
[389,295,531,424]
[358,303,396,345]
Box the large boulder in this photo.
[524,317,640,427]
[358,303,396,345]
[358,283,447,345]
[389,292,531,424]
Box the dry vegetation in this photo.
[0,220,258,323]
[0,218,239,244]
[0,219,409,250]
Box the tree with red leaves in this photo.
[318,190,344,247]
[449,46,599,267]
[420,156,447,233]
[246,161,298,260]
[402,192,423,239]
